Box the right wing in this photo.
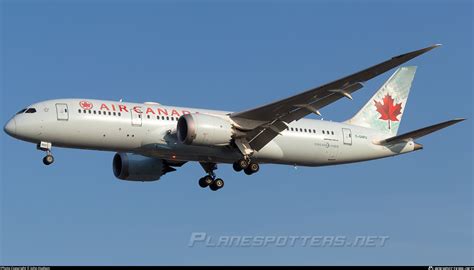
[230,44,441,151]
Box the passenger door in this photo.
[342,128,352,145]
[56,103,69,121]
[131,110,142,127]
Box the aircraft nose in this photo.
[4,118,16,136]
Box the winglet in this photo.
[391,44,441,60]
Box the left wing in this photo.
[230,44,441,151]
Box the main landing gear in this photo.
[233,158,259,175]
[37,141,54,166]
[199,162,224,191]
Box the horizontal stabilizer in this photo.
[377,118,465,145]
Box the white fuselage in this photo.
[5,99,417,166]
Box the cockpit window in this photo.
[16,108,27,114]
[25,108,37,113]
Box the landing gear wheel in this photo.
[244,162,259,175]
[43,155,54,165]
[198,176,214,188]
[233,162,243,172]
[210,178,224,191]
[236,159,249,171]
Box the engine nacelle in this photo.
[177,113,233,146]
[112,153,171,181]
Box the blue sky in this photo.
[1,0,472,265]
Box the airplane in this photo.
[3,44,465,191]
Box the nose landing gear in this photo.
[37,141,54,166]
[43,153,54,165]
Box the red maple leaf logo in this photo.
[79,100,93,110]
[374,94,402,129]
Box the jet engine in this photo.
[177,113,233,146]
[112,153,176,181]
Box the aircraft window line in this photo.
[77,109,119,117]
[287,127,322,134]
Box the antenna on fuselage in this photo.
[119,98,123,102]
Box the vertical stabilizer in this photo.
[346,66,416,136]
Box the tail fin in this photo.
[346,66,417,136]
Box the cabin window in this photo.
[108,112,112,116]
[166,116,170,121]
[98,111,102,115]
[147,115,150,119]
[331,131,334,135]
[113,112,116,116]
[161,116,165,120]
[118,112,121,116]
[322,130,325,134]
[78,109,81,113]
